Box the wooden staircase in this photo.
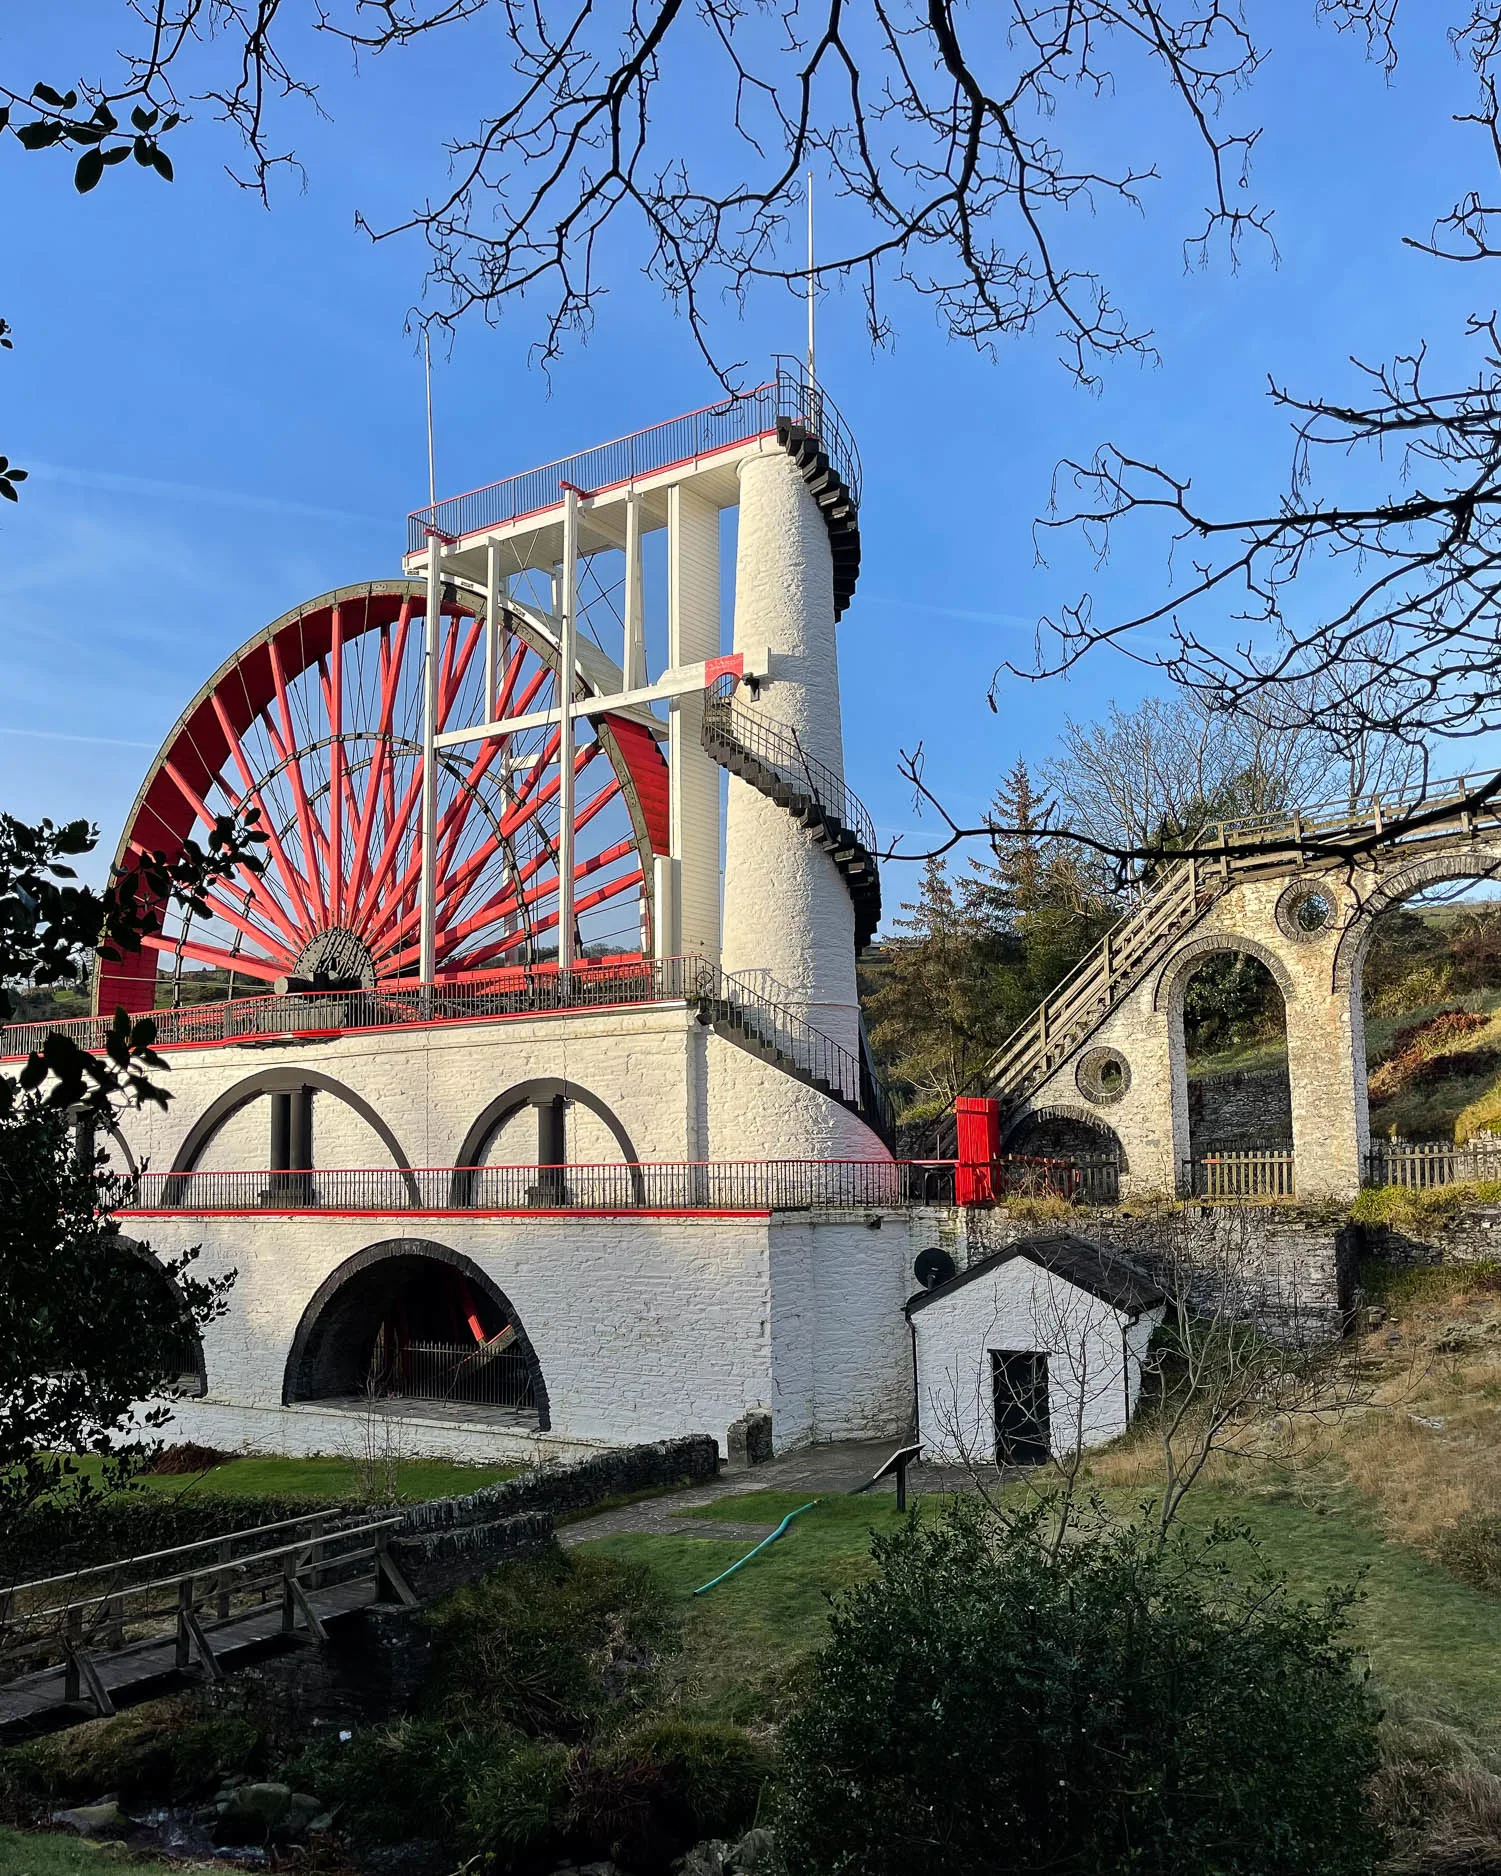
[984,860,1221,1108]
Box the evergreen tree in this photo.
[864,858,987,1122]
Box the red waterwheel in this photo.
[96,579,670,1015]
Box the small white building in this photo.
[907,1234,1165,1465]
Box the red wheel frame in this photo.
[97,579,669,1015]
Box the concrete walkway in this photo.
[559,1438,967,1547]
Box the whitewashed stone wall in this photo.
[910,1258,1162,1463]
[138,1206,914,1461]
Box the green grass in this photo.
[578,1489,929,1722]
[0,1826,216,1874]
[64,1452,521,1503]
[580,1482,1501,1746]
[1184,1037,1289,1080]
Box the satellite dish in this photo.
[914,1246,956,1291]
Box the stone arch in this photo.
[1333,843,1501,992]
[1001,1102,1128,1171]
[451,1077,643,1206]
[166,1068,417,1203]
[1152,930,1298,1014]
[282,1237,550,1429]
[109,1233,208,1398]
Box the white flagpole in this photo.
[419,329,439,986]
[806,171,816,390]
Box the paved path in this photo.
[559,1438,963,1547]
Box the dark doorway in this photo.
[992,1350,1049,1466]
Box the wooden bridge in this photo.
[0,1511,416,1738]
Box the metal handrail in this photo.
[405,359,861,552]
[112,1153,1115,1216]
[703,679,878,855]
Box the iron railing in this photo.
[406,359,861,552]
[1208,770,1501,856]
[703,679,877,855]
[116,1154,1119,1216]
[1365,1138,1501,1189]
[127,1159,915,1214]
[1183,1150,1297,1202]
[372,1339,535,1411]
[0,953,894,1137]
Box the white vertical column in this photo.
[623,493,646,690]
[419,538,441,984]
[721,449,858,1050]
[483,540,504,713]
[667,483,722,964]
[556,488,580,971]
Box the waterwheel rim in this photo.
[97,578,669,1014]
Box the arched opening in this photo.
[1180,950,1292,1168]
[284,1240,548,1428]
[1351,858,1501,1169]
[451,1079,642,1207]
[1003,1107,1125,1202]
[111,1237,208,1398]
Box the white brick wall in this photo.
[911,1257,1163,1463]
[136,1207,915,1461]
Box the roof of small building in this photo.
[905,1231,1166,1319]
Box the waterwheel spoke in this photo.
[345,608,415,921]
[140,931,287,982]
[160,759,304,953]
[209,693,318,937]
[269,635,330,929]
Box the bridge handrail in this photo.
[2,1509,346,1603]
[2,1517,404,1634]
[1206,770,1501,851]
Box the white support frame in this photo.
[556,488,581,972]
[418,538,442,984]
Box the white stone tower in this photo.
[720,449,860,1055]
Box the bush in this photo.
[772,1499,1384,1876]
[1435,1510,1501,1595]
[0,1491,337,1583]
[8,1697,263,1804]
[425,1546,677,1737]
[464,1739,571,1862]
[567,1720,769,1868]
[283,1718,487,1849]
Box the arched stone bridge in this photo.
[985,778,1501,1201]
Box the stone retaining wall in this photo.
[960,1203,1355,1338]
[1353,1205,1501,1270]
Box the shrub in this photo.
[568,1719,769,1867]
[1435,1510,1501,1594]
[9,1697,263,1805]
[464,1739,571,1863]
[425,1546,677,1737]
[772,1499,1384,1876]
[0,1491,337,1583]
[282,1718,484,1849]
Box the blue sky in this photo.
[1,5,1495,897]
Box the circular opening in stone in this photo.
[1279,884,1336,941]
[1076,1046,1131,1107]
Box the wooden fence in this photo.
[1365,1140,1501,1190]
[1184,1150,1297,1202]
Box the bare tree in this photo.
[1,2,1402,385]
[1014,9,1501,780]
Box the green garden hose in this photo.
[692,1500,818,1595]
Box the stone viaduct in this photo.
[987,782,1501,1203]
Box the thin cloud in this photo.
[0,724,157,751]
[864,594,1034,631]
[24,461,389,529]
